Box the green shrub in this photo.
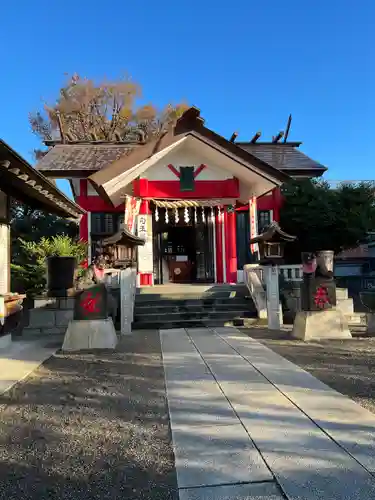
[11,236,87,296]
[20,236,87,264]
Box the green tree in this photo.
[10,199,78,261]
[280,179,375,261]
[10,199,81,294]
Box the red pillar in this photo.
[272,187,282,222]
[138,200,153,286]
[79,213,88,242]
[225,207,237,283]
[215,210,223,283]
[78,180,88,242]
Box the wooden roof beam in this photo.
[229,132,238,143]
[250,131,261,143]
[272,132,284,143]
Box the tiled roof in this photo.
[336,245,369,259]
[236,144,327,173]
[36,144,135,172]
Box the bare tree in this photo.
[30,73,188,147]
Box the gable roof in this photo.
[88,107,290,205]
[237,143,327,176]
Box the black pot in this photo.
[47,256,76,297]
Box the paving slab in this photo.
[0,338,58,395]
[179,481,284,500]
[160,329,272,489]
[186,328,375,500]
[215,327,375,473]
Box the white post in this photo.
[120,268,133,335]
[264,265,282,330]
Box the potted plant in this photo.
[20,236,87,297]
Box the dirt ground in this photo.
[242,327,375,414]
[0,331,178,500]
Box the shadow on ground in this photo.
[0,331,178,500]
[241,327,375,414]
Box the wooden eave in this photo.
[0,139,85,219]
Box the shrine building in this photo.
[36,107,326,285]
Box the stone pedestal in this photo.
[292,309,352,341]
[22,296,74,337]
[62,318,118,351]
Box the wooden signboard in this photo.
[74,284,108,321]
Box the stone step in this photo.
[345,313,367,326]
[134,297,253,309]
[132,316,260,330]
[136,285,248,301]
[134,302,256,315]
[336,287,349,300]
[133,309,256,324]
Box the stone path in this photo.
[161,326,375,500]
[0,337,59,396]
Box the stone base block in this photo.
[367,313,375,336]
[336,297,354,315]
[292,309,352,341]
[0,334,12,349]
[62,319,118,351]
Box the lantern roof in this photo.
[102,225,145,246]
[249,221,296,244]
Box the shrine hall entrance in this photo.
[152,207,215,284]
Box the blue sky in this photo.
[1,0,374,197]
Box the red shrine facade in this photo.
[36,107,326,285]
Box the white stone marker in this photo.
[264,265,282,330]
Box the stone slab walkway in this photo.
[0,337,60,396]
[161,327,375,500]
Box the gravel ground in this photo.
[0,331,178,500]
[242,327,375,414]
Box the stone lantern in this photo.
[249,221,296,264]
[249,222,296,330]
